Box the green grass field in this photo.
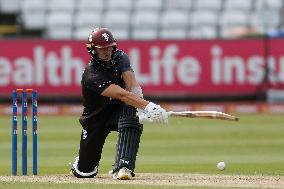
[0,114,283,188]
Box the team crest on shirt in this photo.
[102,33,110,41]
[82,129,87,139]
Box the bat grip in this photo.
[167,111,173,115]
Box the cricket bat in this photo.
[139,110,239,123]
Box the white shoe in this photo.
[110,167,132,180]
[70,156,98,178]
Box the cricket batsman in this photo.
[70,28,168,180]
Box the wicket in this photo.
[12,89,38,176]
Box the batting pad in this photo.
[114,105,143,172]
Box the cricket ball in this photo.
[217,161,226,170]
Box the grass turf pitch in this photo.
[0,114,283,188]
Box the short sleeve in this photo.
[117,52,133,73]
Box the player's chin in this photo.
[102,57,111,61]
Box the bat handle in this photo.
[167,111,173,116]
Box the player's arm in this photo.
[101,69,168,123]
[101,70,145,108]
[122,70,143,98]
[101,84,148,109]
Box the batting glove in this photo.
[139,102,168,124]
